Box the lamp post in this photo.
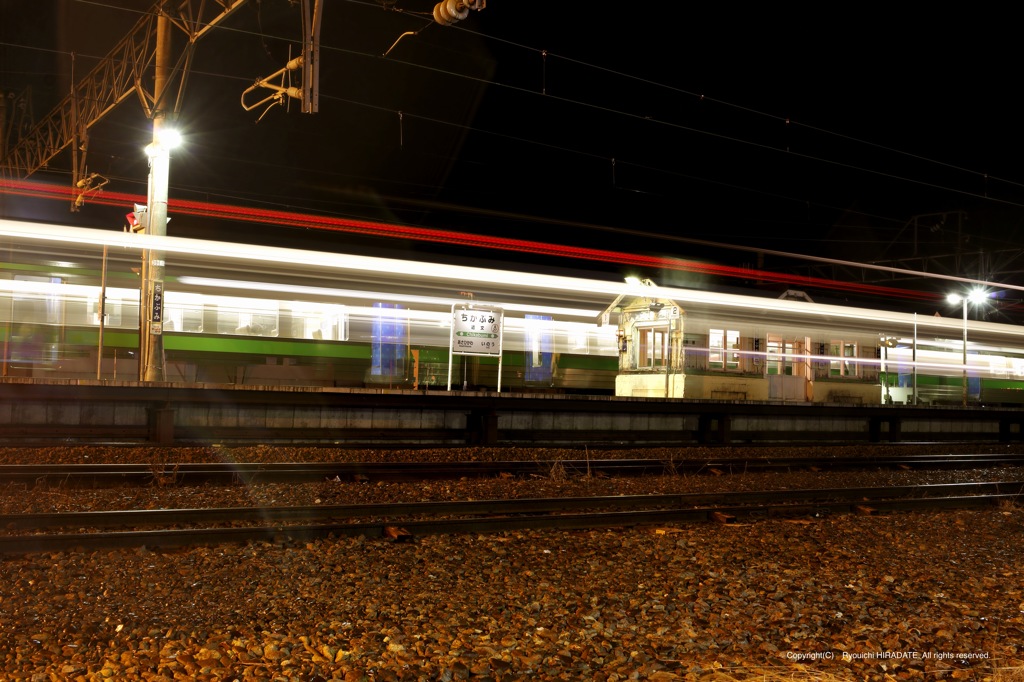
[140,14,180,382]
[139,125,180,382]
[946,289,988,407]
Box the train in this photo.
[3,218,1024,406]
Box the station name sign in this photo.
[451,304,503,356]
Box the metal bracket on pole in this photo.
[241,0,321,119]
[73,172,109,210]
[241,56,305,121]
[1,0,250,209]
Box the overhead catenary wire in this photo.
[3,0,1023,262]
[3,2,1019,217]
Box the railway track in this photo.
[3,452,1023,487]
[3,481,1022,555]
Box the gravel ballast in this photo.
[1,444,1023,681]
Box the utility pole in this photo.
[1,1,251,193]
[1,0,326,383]
[141,13,172,381]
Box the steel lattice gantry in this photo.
[0,0,250,198]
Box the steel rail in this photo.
[0,459,657,486]
[2,481,1021,555]
[2,453,1023,486]
[6,480,1024,530]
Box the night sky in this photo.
[3,2,1024,308]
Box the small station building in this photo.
[599,278,686,398]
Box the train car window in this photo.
[291,302,347,341]
[181,308,203,332]
[7,276,61,368]
[567,328,590,354]
[195,296,280,336]
[164,293,204,333]
[89,293,123,326]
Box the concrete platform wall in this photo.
[1,379,1021,445]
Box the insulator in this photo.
[446,0,468,20]
[433,0,469,25]
[432,4,451,24]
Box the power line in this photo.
[4,1,1021,244]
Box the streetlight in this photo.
[139,123,180,382]
[946,289,988,406]
[137,12,178,383]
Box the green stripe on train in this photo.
[62,331,371,359]
[12,327,621,367]
[166,336,372,359]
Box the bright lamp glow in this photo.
[157,128,182,148]
[947,289,989,305]
[145,128,183,157]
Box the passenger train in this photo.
[3,218,1024,406]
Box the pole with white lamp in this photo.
[140,14,181,382]
[946,289,988,407]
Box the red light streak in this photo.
[2,178,940,302]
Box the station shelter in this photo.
[599,280,685,398]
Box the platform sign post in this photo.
[448,304,504,392]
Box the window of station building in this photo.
[829,341,858,377]
[766,335,795,375]
[636,325,669,368]
[709,328,740,371]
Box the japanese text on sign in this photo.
[150,281,164,335]
[451,306,503,356]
